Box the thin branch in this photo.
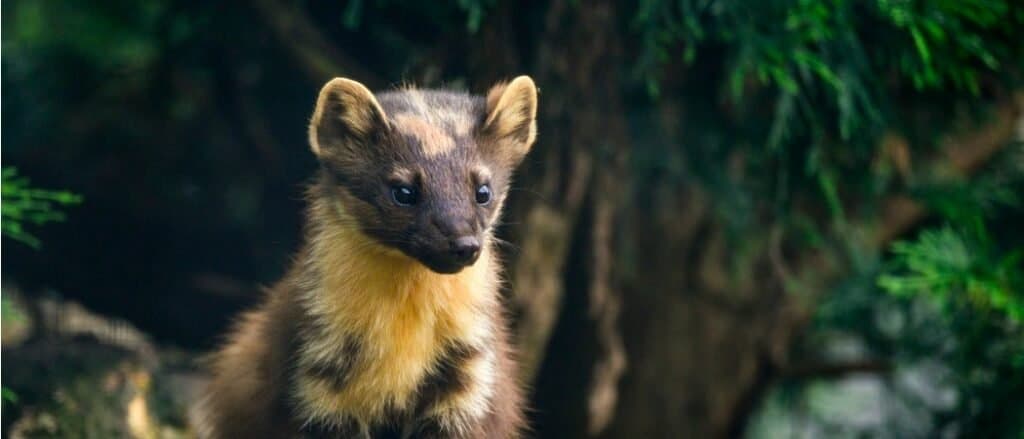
[781,360,891,380]
[872,93,1023,246]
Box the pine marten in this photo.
[194,76,538,438]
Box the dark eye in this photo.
[391,185,418,206]
[475,184,492,205]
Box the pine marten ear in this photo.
[481,75,538,164]
[308,78,388,160]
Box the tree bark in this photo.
[489,1,631,434]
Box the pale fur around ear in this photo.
[482,76,538,162]
[308,78,388,157]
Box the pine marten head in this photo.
[308,76,537,274]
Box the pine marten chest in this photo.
[288,227,500,435]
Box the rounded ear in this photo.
[481,75,538,164]
[308,78,388,158]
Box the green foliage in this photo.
[455,0,496,32]
[876,231,1024,437]
[4,0,165,71]
[765,200,1024,437]
[874,0,1019,92]
[2,388,18,404]
[880,142,1024,323]
[671,0,1024,427]
[1,167,82,249]
[870,144,1024,436]
[879,225,1023,323]
[633,0,1024,219]
[772,144,1024,437]
[630,0,1024,279]
[636,0,1023,100]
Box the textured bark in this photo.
[585,153,627,436]
[482,1,631,433]
[502,0,614,384]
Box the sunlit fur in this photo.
[195,76,536,438]
[292,196,501,432]
[308,78,387,157]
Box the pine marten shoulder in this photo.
[194,76,538,438]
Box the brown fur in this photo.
[195,76,537,438]
[393,114,456,157]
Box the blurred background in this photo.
[2,0,1023,437]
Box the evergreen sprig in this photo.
[1,167,82,249]
[879,225,1024,323]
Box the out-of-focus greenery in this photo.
[881,141,1024,321]
[749,141,1024,436]
[633,0,1024,235]
[2,167,80,410]
[1,298,22,406]
[874,144,1024,436]
[636,0,1023,129]
[1,0,1021,436]
[880,224,1023,323]
[630,0,1024,436]
[1,168,82,249]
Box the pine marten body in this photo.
[196,76,538,438]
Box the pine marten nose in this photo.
[450,236,481,264]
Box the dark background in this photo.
[3,1,1023,437]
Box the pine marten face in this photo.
[308,77,538,274]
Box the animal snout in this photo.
[450,236,481,265]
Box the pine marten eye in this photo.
[475,184,492,205]
[391,185,418,206]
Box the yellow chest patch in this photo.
[296,225,498,425]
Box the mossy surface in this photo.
[2,337,196,438]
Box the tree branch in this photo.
[781,360,891,380]
[872,92,1023,246]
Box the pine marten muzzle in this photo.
[195,76,536,438]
